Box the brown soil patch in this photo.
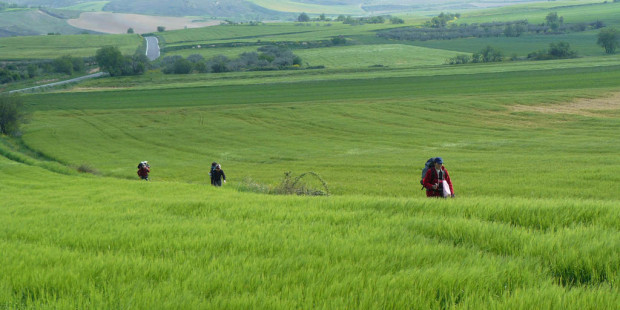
[510,93,620,117]
[68,12,221,34]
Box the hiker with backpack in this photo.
[211,164,226,186]
[422,157,454,198]
[137,161,150,181]
[209,162,218,185]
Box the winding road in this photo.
[145,36,160,61]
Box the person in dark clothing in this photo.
[209,162,218,185]
[137,161,150,181]
[211,164,226,186]
[422,157,454,197]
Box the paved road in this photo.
[7,72,108,94]
[145,36,160,61]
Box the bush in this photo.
[528,42,578,60]
[76,163,100,175]
[0,67,22,84]
[272,171,330,196]
[331,35,347,45]
[446,54,472,65]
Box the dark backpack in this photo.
[420,157,437,187]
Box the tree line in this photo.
[94,46,149,77]
[159,46,302,75]
[297,12,403,25]
[446,41,582,65]
[0,1,25,11]
[0,56,94,84]
[378,12,604,41]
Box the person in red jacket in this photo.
[422,157,454,197]
[137,161,150,181]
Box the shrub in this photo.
[76,163,100,175]
[272,171,330,196]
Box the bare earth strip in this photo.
[511,93,620,117]
[68,12,221,34]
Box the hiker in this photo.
[209,162,218,185]
[137,161,150,181]
[211,164,226,186]
[422,157,454,198]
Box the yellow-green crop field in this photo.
[1,1,619,308]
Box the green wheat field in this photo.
[0,0,619,309]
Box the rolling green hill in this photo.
[0,8,92,37]
[1,60,619,308]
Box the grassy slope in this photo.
[1,2,620,308]
[167,44,458,69]
[160,22,394,47]
[61,1,109,11]
[20,64,620,199]
[248,0,364,15]
[397,1,620,57]
[0,156,618,308]
[0,9,87,37]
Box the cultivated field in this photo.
[1,0,619,308]
[0,33,142,59]
[67,12,222,35]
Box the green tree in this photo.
[173,58,192,74]
[26,64,38,78]
[157,26,165,32]
[123,53,149,75]
[53,55,74,75]
[479,46,503,62]
[95,46,124,76]
[390,16,404,24]
[597,28,619,54]
[127,28,134,34]
[545,12,563,31]
[0,94,28,136]
[297,12,310,22]
[71,57,85,73]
